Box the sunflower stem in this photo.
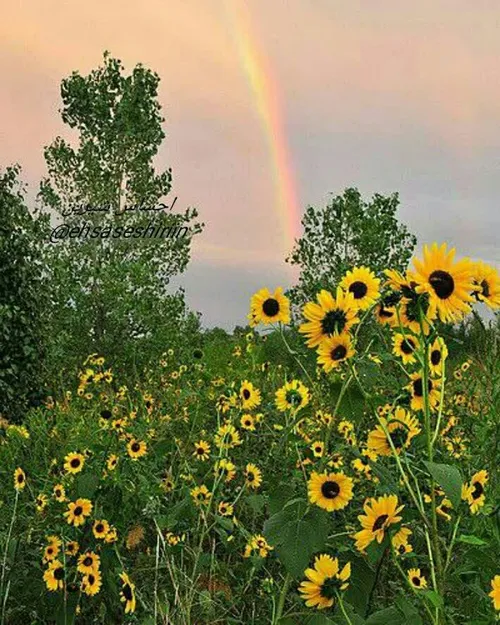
[273,572,291,624]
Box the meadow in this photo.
[0,242,499,625]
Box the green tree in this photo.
[286,187,417,309]
[0,165,49,422]
[37,51,203,379]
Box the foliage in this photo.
[36,51,204,379]
[286,188,417,311]
[0,165,50,423]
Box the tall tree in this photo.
[0,165,49,421]
[286,187,416,309]
[37,51,203,377]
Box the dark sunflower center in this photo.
[54,567,65,580]
[431,349,441,365]
[379,306,394,318]
[193,349,203,359]
[321,576,342,599]
[471,481,484,499]
[372,514,389,531]
[389,426,407,449]
[412,576,421,587]
[197,447,204,455]
[440,505,451,514]
[123,584,133,601]
[100,409,112,420]
[480,279,490,298]
[47,547,54,555]
[413,378,433,397]
[429,270,455,299]
[321,309,347,335]
[349,281,368,299]
[262,298,280,317]
[242,389,251,400]
[74,506,83,516]
[17,474,24,483]
[331,345,347,361]
[401,339,415,355]
[286,389,302,406]
[247,473,255,481]
[70,458,81,468]
[95,523,104,533]
[321,480,340,499]
[398,545,406,554]
[145,401,151,409]
[83,556,93,567]
[88,574,95,585]
[131,443,140,452]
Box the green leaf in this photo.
[264,500,329,577]
[366,607,402,625]
[423,590,444,609]
[423,461,463,509]
[457,534,488,546]
[394,596,423,625]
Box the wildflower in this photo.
[408,568,427,590]
[298,554,351,609]
[275,380,310,412]
[299,288,359,348]
[93,519,110,540]
[489,576,500,611]
[53,483,66,502]
[316,333,355,372]
[471,261,500,309]
[214,459,237,483]
[193,440,211,461]
[245,463,262,489]
[308,471,354,512]
[248,287,290,326]
[77,551,100,575]
[64,498,93,527]
[392,333,419,365]
[82,569,102,596]
[64,452,85,475]
[367,408,420,456]
[191,485,212,506]
[14,467,26,491]
[239,380,262,410]
[127,439,147,460]
[119,572,136,614]
[354,495,404,552]
[214,423,242,449]
[43,560,65,591]
[392,527,413,556]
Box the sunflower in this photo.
[298,554,351,610]
[193,440,211,461]
[36,494,48,512]
[243,535,273,558]
[218,501,234,517]
[43,542,60,563]
[240,414,256,431]
[127,439,147,460]
[316,333,355,373]
[82,569,102,596]
[53,483,66,502]
[64,452,85,475]
[191,484,212,506]
[14,467,26,491]
[43,560,65,591]
[214,423,242,449]
[245,463,262,489]
[407,373,441,412]
[308,471,354,512]
[93,519,110,540]
[214,459,236,483]
[463,470,488,514]
[64,498,93,527]
[429,337,448,376]
[412,243,475,322]
[471,261,500,309]
[374,291,401,327]
[392,527,413,556]
[367,408,421,456]
[436,498,453,522]
[119,572,136,614]
[65,541,79,557]
[392,333,419,365]
[340,266,381,310]
[248,287,290,325]
[327,453,344,469]
[489,576,500,611]
[408,568,427,590]
[77,551,100,575]
[107,454,118,471]
[239,380,261,410]
[299,288,359,348]
[311,441,325,458]
[316,410,334,427]
[275,380,310,412]
[354,494,404,552]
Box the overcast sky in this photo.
[2,0,499,328]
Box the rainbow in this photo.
[222,0,301,262]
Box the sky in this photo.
[1,0,500,328]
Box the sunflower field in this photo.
[0,242,499,625]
